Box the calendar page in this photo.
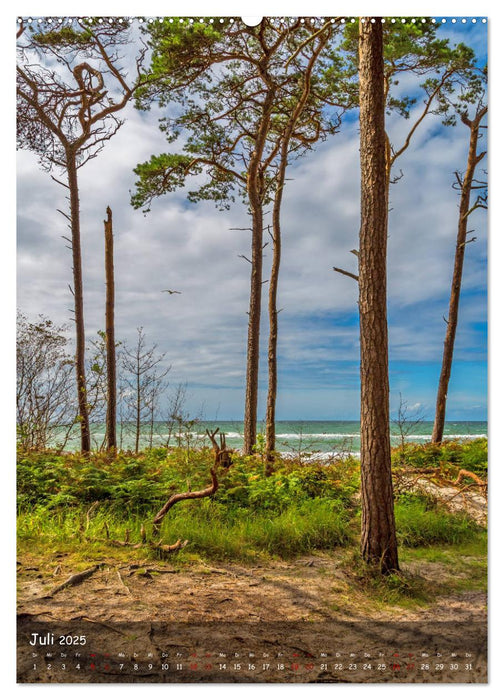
[16,14,488,684]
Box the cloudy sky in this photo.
[16,17,488,421]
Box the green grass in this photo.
[17,494,484,565]
[17,497,354,563]
[17,441,487,567]
[394,493,483,547]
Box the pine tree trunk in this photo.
[358,18,399,573]
[265,158,286,471]
[264,214,280,472]
[432,108,487,444]
[67,151,90,454]
[104,206,117,452]
[263,42,327,471]
[243,89,275,455]
[243,201,263,455]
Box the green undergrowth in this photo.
[17,498,354,563]
[394,492,482,547]
[17,441,486,565]
[392,437,487,478]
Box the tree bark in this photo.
[358,18,399,573]
[264,213,281,472]
[67,150,90,454]
[243,199,264,455]
[432,107,487,444]
[104,206,117,451]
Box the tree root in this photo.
[48,563,104,596]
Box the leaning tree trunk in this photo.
[67,150,91,454]
[358,18,399,573]
[432,107,487,444]
[104,206,117,451]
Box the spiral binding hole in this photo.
[17,16,488,27]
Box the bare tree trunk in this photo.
[67,150,90,454]
[243,89,275,455]
[432,107,487,444]
[243,201,264,455]
[264,40,328,471]
[104,206,117,451]
[264,161,285,471]
[135,356,141,453]
[149,393,155,449]
[264,215,280,473]
[358,18,399,573]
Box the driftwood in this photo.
[122,566,178,576]
[95,429,232,554]
[393,463,488,520]
[154,538,189,553]
[48,564,103,596]
[152,428,232,534]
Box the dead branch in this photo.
[151,429,232,535]
[116,569,132,596]
[333,266,358,282]
[459,236,477,248]
[94,431,233,553]
[128,567,178,575]
[152,539,189,554]
[152,471,218,531]
[454,469,486,487]
[48,564,103,596]
[438,482,474,506]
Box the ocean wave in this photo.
[401,433,487,440]
[276,433,360,439]
[278,450,360,461]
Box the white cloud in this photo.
[16,30,487,419]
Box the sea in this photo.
[53,420,487,457]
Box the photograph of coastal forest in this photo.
[16,16,487,683]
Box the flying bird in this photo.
[162,289,181,295]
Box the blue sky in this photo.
[16,16,488,421]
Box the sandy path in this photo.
[17,553,487,683]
